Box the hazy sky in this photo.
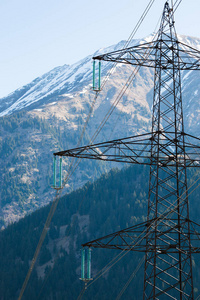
[0,0,200,98]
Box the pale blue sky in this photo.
[0,0,200,98]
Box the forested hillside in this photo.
[0,60,153,227]
[0,165,200,299]
[1,35,200,228]
[0,111,110,227]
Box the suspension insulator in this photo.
[98,61,101,90]
[93,60,96,90]
[53,155,56,188]
[81,248,85,280]
[59,157,62,188]
[92,60,101,91]
[87,248,92,279]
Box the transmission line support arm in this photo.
[54,131,200,167]
[82,219,200,253]
[93,40,200,70]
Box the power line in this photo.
[115,256,145,300]
[17,1,157,299]
[77,171,200,298]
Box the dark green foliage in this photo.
[39,246,52,265]
[0,110,111,220]
[49,223,59,240]
[0,111,58,209]
[0,165,199,299]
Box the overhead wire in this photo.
[18,0,186,298]
[99,0,156,92]
[115,255,145,300]
[53,0,159,199]
[90,0,183,143]
[18,72,100,300]
[173,0,183,13]
[107,8,164,141]
[77,284,87,300]
[64,1,199,298]
[19,1,154,298]
[36,161,102,299]
[77,168,200,298]
[54,0,161,211]
[196,294,200,300]
[78,0,200,297]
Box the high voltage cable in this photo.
[19,0,158,297]
[18,91,99,300]
[173,0,183,13]
[43,0,187,298]
[80,1,197,298]
[36,164,100,299]
[90,42,156,143]
[77,285,87,300]
[90,0,183,143]
[99,0,156,91]
[77,170,200,297]
[78,178,200,299]
[77,171,200,299]
[115,256,145,300]
[18,1,183,298]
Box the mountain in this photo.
[0,39,141,117]
[0,35,200,227]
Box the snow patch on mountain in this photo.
[0,57,94,117]
[0,35,200,118]
[0,38,147,117]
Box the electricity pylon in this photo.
[54,2,200,298]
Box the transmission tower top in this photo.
[92,2,200,71]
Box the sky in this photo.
[0,0,200,98]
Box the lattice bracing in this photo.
[93,38,200,71]
[54,132,200,168]
[82,219,200,254]
[54,1,200,299]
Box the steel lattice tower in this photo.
[144,4,193,298]
[54,2,200,299]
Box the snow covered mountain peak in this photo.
[0,38,150,117]
[0,35,200,118]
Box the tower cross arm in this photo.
[82,220,148,251]
[93,41,156,68]
[54,133,153,165]
[93,40,200,70]
[178,41,200,70]
[54,132,200,167]
[82,218,200,253]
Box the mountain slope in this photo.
[0,35,200,226]
[0,40,136,117]
[0,165,200,299]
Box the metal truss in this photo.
[93,30,200,71]
[82,219,200,254]
[93,40,200,70]
[142,3,196,299]
[55,131,200,167]
[54,2,200,299]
